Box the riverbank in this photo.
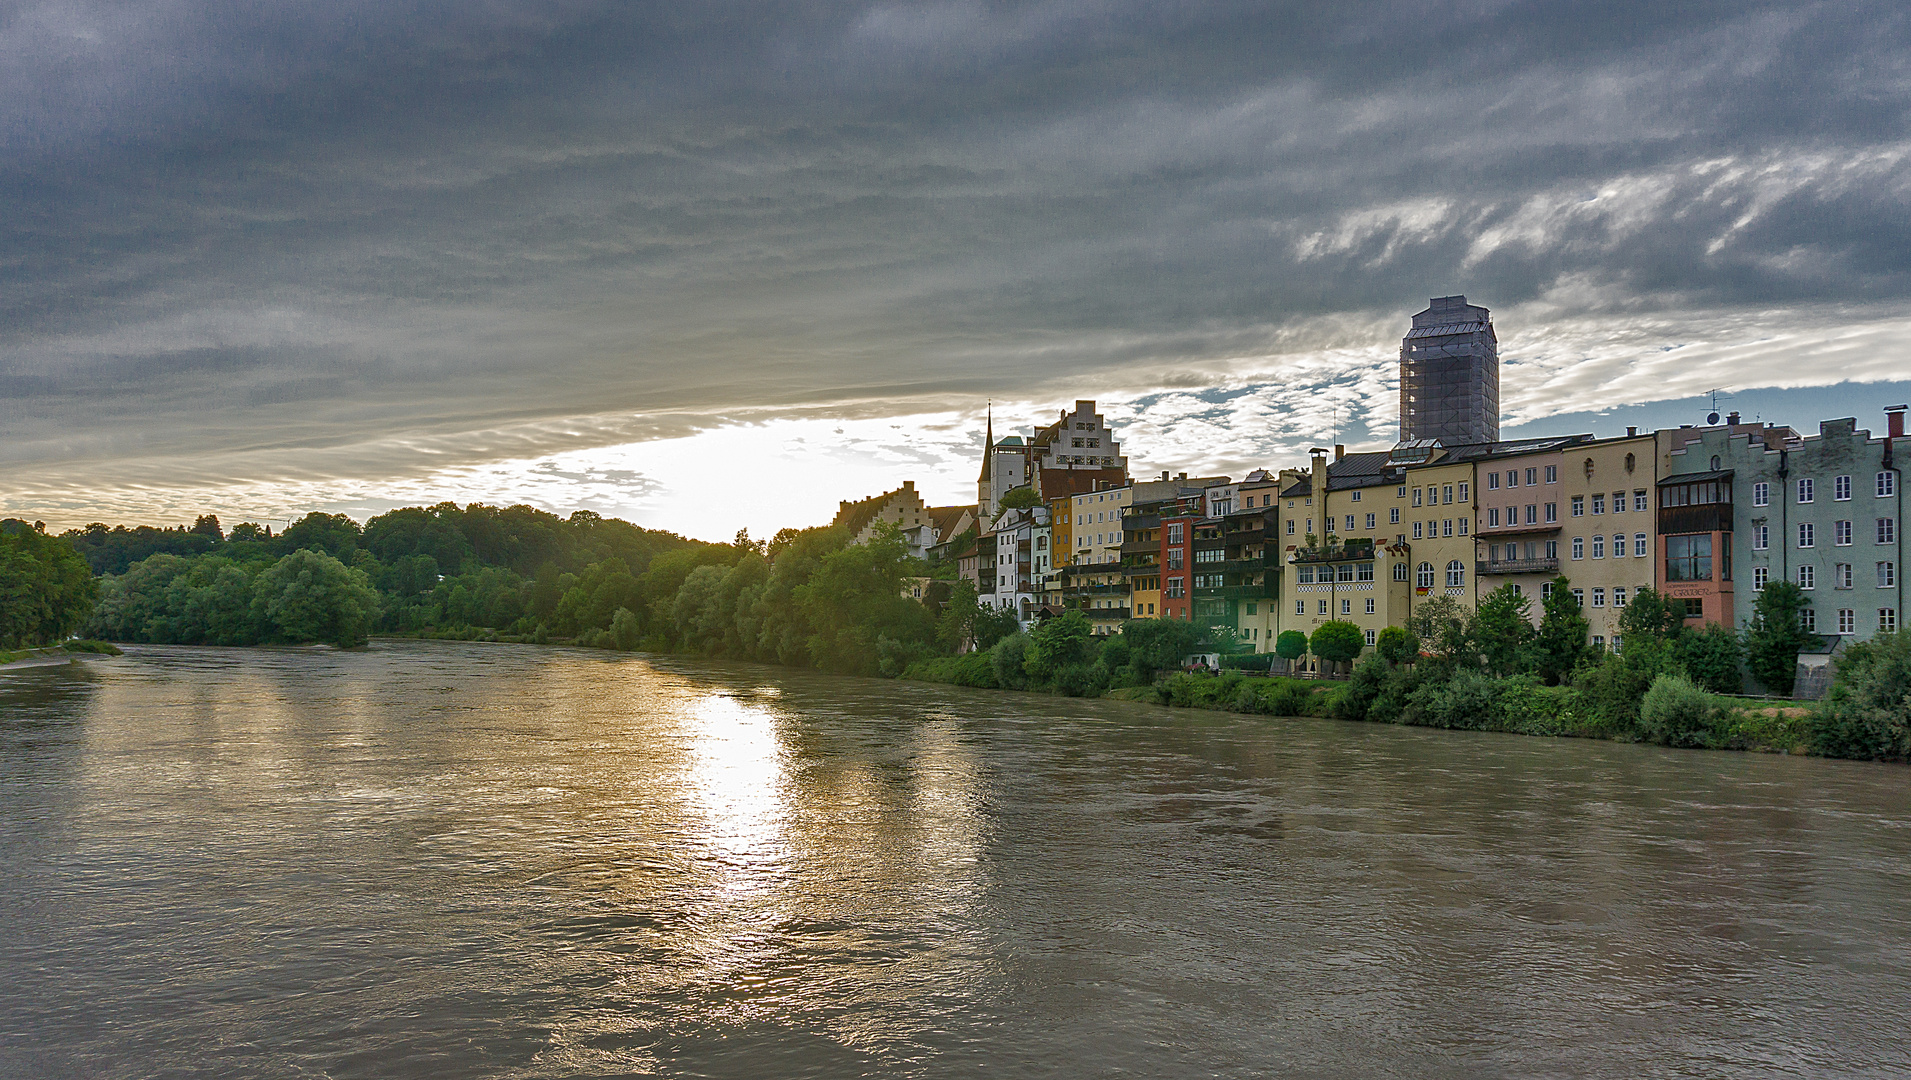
[0,640,122,670]
[905,661,1826,756]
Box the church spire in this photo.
[977,400,994,483]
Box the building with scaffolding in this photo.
[1399,295,1500,445]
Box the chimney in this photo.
[1177,472,1188,481]
[1889,405,1908,439]
[1627,426,1637,436]
[1334,444,1345,461]
[1727,411,1740,426]
[1160,471,1170,481]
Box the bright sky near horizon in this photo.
[5,2,1910,542]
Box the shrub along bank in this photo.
[907,579,1902,762]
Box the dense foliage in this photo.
[0,521,99,649]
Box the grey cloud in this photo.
[4,1,1910,517]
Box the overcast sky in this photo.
[5,1,1910,540]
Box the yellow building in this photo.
[1563,433,1660,650]
[1398,444,1482,613]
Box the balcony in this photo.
[1205,583,1278,601]
[1063,583,1131,597]
[1120,539,1158,556]
[1477,557,1560,576]
[1083,606,1131,621]
[1287,542,1378,564]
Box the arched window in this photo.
[1416,561,1435,588]
[1446,559,1466,588]
[1393,561,1409,582]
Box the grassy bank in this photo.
[0,640,123,666]
[905,660,1832,756]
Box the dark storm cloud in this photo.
[4,0,1910,510]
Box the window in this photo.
[1436,485,1449,504]
[1417,562,1435,588]
[1488,508,1500,527]
[1634,490,1649,512]
[1666,535,1714,581]
[1503,470,1515,488]
[1753,525,1768,550]
[1365,513,1376,530]
[1882,562,1897,587]
[1458,483,1469,502]
[1394,562,1409,582]
[1571,496,1585,517]
[1545,502,1558,523]
[1365,629,1377,646]
[1488,473,1500,490]
[1167,524,1183,544]
[1834,519,1856,546]
[1444,560,1466,587]
[1612,533,1627,557]
[1838,609,1856,634]
[1341,599,1351,615]
[1800,607,1817,632]
[1526,468,1538,486]
[1397,486,1407,498]
[1546,539,1559,559]
[1592,635,1605,650]
[1614,587,1628,607]
[1412,489,1423,507]
[1798,478,1814,503]
[1168,550,1184,570]
[1442,519,1454,537]
[1546,465,1558,483]
[1572,536,1584,559]
[1881,608,1898,632]
[1797,564,1815,589]
[1296,600,1305,615]
[1635,533,1648,557]
[1337,564,1356,583]
[1318,599,1329,614]
[1753,482,1769,507]
[1351,491,1362,502]
[1880,518,1897,544]
[1195,548,1224,563]
[1390,507,1400,525]
[1457,518,1468,536]
[1592,588,1606,608]
[1412,522,1423,539]
[1880,471,1898,498]
[1835,475,1852,501]
[1297,565,1314,584]
[1287,520,1295,535]
[1246,603,1257,616]
[1754,566,1768,590]
[1798,523,1815,548]
[1572,588,1585,608]
[1365,598,1376,614]
[1542,581,1554,598]
[1591,536,1605,559]
[1357,563,1375,582]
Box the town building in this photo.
[986,505,1053,629]
[1399,295,1500,445]
[977,400,1128,520]
[831,481,931,552]
[1661,410,1905,645]
[1553,433,1658,649]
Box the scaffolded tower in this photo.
[1398,295,1499,445]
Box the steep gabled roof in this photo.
[831,484,914,538]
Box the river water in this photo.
[3,641,1909,1078]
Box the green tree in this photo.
[1744,581,1818,695]
[1473,584,1536,676]
[1813,631,1911,760]
[0,524,99,648]
[1024,610,1095,683]
[1309,620,1365,673]
[1274,629,1310,671]
[251,548,380,647]
[1408,595,1475,665]
[993,486,1041,519]
[1531,578,1591,685]
[278,512,363,559]
[1374,626,1418,665]
[1675,622,1744,695]
[1119,618,1204,682]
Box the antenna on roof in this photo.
[1704,387,1731,427]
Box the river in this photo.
[3,641,1908,1078]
